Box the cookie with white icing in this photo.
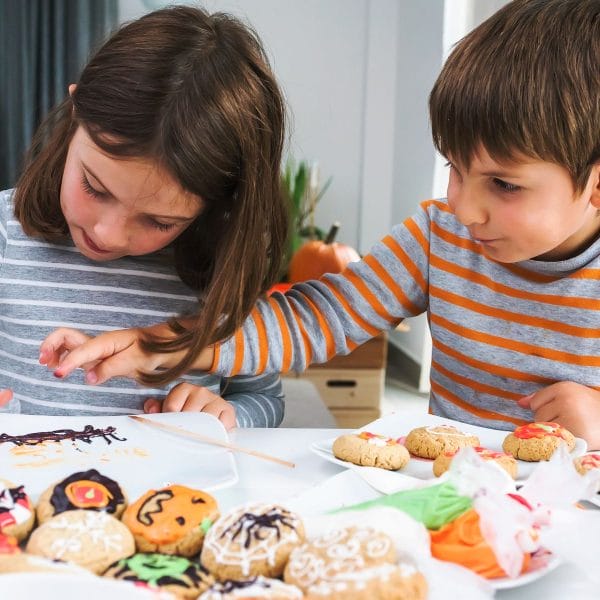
[103,552,214,599]
[200,503,305,580]
[503,422,576,461]
[284,525,426,599]
[26,509,135,574]
[0,478,35,542]
[574,453,600,475]
[332,432,410,470]
[122,484,219,557]
[433,446,517,478]
[37,468,128,524]
[198,576,303,599]
[404,425,480,459]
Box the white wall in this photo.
[118,0,447,379]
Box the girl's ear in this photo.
[589,163,600,209]
[68,83,77,96]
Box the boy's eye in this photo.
[493,177,520,193]
[81,173,109,199]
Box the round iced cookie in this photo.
[198,576,303,599]
[430,508,531,579]
[103,552,214,599]
[284,525,424,598]
[201,503,304,580]
[433,446,518,479]
[573,453,600,475]
[36,468,127,524]
[332,431,410,470]
[26,509,135,574]
[0,553,92,575]
[0,478,35,542]
[404,425,480,459]
[503,422,576,461]
[122,484,219,557]
[0,533,20,555]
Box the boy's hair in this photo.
[14,6,288,385]
[430,0,600,192]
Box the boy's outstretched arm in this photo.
[518,381,600,450]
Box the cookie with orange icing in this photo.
[122,484,219,557]
[332,431,410,470]
[103,552,214,599]
[201,503,304,580]
[573,453,600,475]
[36,468,127,524]
[404,425,480,459]
[0,478,35,542]
[430,508,532,579]
[433,446,518,478]
[284,525,427,599]
[503,422,575,461]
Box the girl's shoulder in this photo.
[0,188,15,228]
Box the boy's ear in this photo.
[589,163,600,209]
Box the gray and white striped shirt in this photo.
[0,189,283,427]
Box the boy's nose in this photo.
[450,188,487,227]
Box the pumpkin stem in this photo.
[324,222,340,244]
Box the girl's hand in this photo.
[0,389,13,407]
[40,327,162,384]
[518,381,600,450]
[143,382,236,430]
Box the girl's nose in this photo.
[93,216,129,251]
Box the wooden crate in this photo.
[309,334,388,370]
[330,408,381,428]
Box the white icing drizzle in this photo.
[203,503,302,577]
[425,425,469,438]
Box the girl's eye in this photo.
[81,173,108,199]
[493,178,520,193]
[149,220,177,232]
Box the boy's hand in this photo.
[0,389,13,407]
[518,381,600,450]
[143,382,236,430]
[40,327,164,384]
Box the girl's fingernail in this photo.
[53,370,63,378]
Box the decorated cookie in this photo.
[573,453,600,475]
[430,508,531,579]
[198,576,303,599]
[433,446,518,479]
[332,431,410,470]
[36,468,127,524]
[122,484,219,557]
[284,525,426,599]
[26,509,135,574]
[404,425,480,459]
[201,503,304,580]
[103,552,214,599]
[503,422,576,461]
[0,552,92,575]
[0,478,35,542]
[0,533,20,555]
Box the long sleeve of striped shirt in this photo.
[211,198,600,431]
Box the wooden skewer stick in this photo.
[129,415,295,469]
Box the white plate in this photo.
[310,411,586,482]
[490,552,562,590]
[0,573,173,599]
[0,412,238,502]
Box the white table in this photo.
[216,427,598,600]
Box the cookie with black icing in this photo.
[122,484,219,557]
[198,575,303,599]
[36,468,127,524]
[103,552,214,599]
[0,478,35,542]
[200,503,305,581]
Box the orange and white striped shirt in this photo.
[211,199,600,431]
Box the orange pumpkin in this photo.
[288,222,360,282]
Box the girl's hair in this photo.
[429,0,600,192]
[14,6,288,385]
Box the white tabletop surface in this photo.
[217,426,598,600]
